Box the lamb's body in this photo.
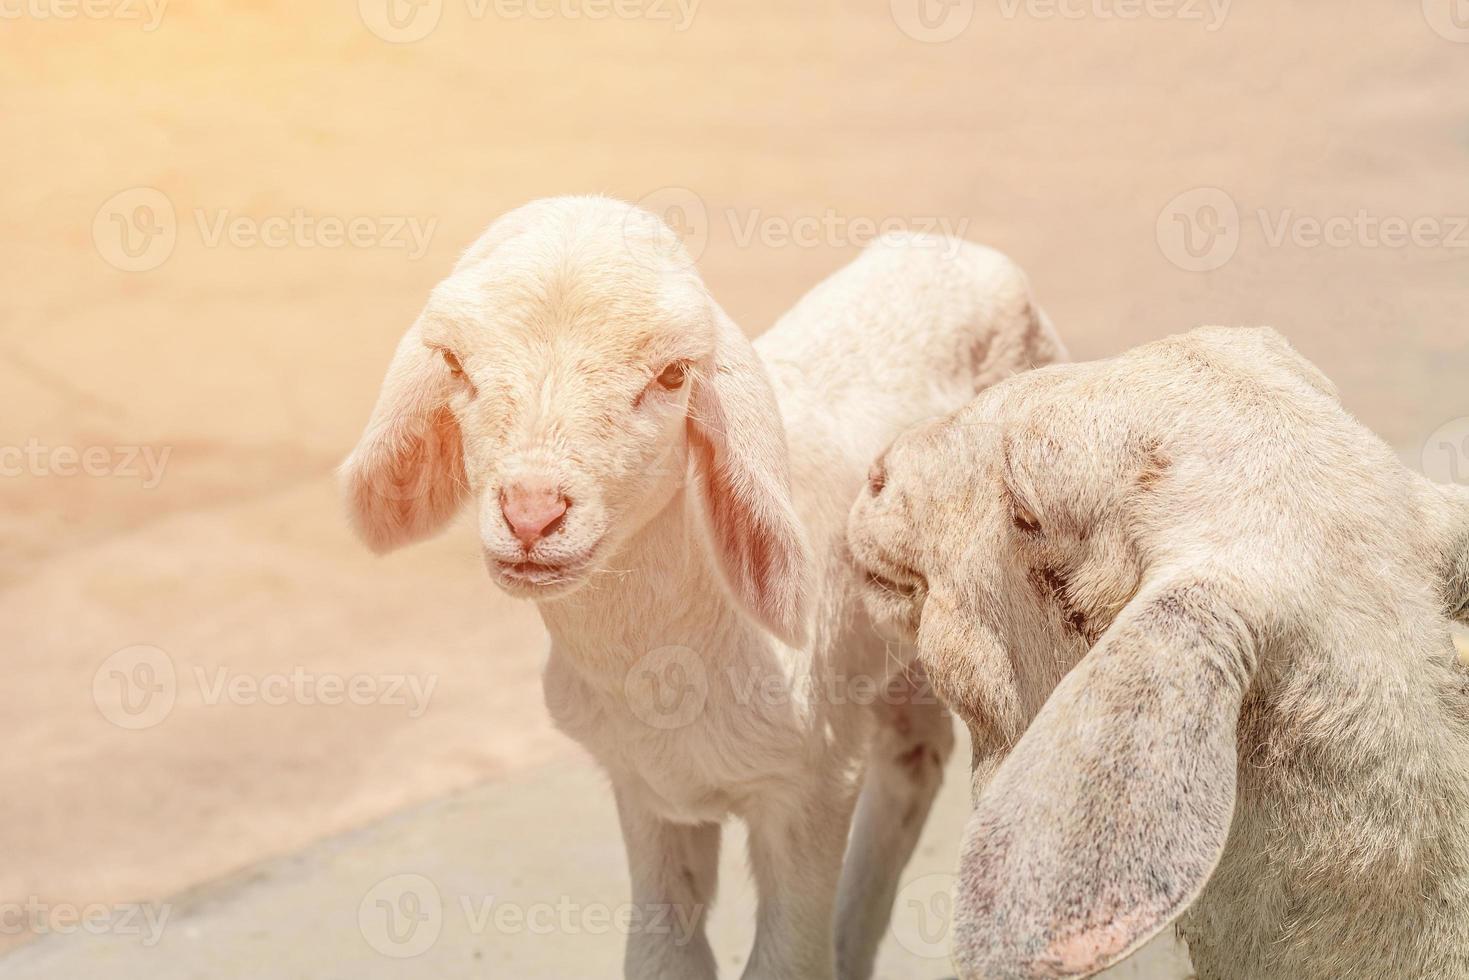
[1191,685,1469,979]
[1177,439,1469,979]
[543,235,1065,978]
[1160,337,1469,979]
[544,235,1054,795]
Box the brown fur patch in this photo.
[1030,564,1090,638]
[1137,439,1172,491]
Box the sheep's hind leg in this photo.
[835,667,956,980]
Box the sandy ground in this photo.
[3,0,1468,961]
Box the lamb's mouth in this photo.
[487,541,603,594]
[500,559,578,581]
[856,549,927,602]
[864,567,922,600]
[856,556,927,643]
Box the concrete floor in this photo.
[0,746,1194,979]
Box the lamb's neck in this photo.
[1230,643,1469,892]
[536,490,758,679]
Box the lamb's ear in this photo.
[687,306,812,647]
[340,322,468,553]
[1422,481,1469,625]
[953,578,1256,980]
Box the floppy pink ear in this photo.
[687,307,812,647]
[340,322,468,553]
[953,577,1255,979]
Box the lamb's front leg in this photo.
[741,787,854,980]
[615,788,721,980]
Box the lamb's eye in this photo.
[1011,498,1041,534]
[867,458,887,496]
[656,362,688,390]
[441,349,465,377]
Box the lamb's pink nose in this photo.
[500,480,569,549]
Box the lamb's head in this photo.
[847,347,1190,741]
[848,325,1469,978]
[342,197,810,645]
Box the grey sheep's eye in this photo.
[867,459,887,496]
[1011,498,1041,534]
[656,362,688,390]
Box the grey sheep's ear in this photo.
[952,578,1256,980]
[1424,482,1469,625]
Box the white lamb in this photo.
[847,326,1469,979]
[340,195,1067,979]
